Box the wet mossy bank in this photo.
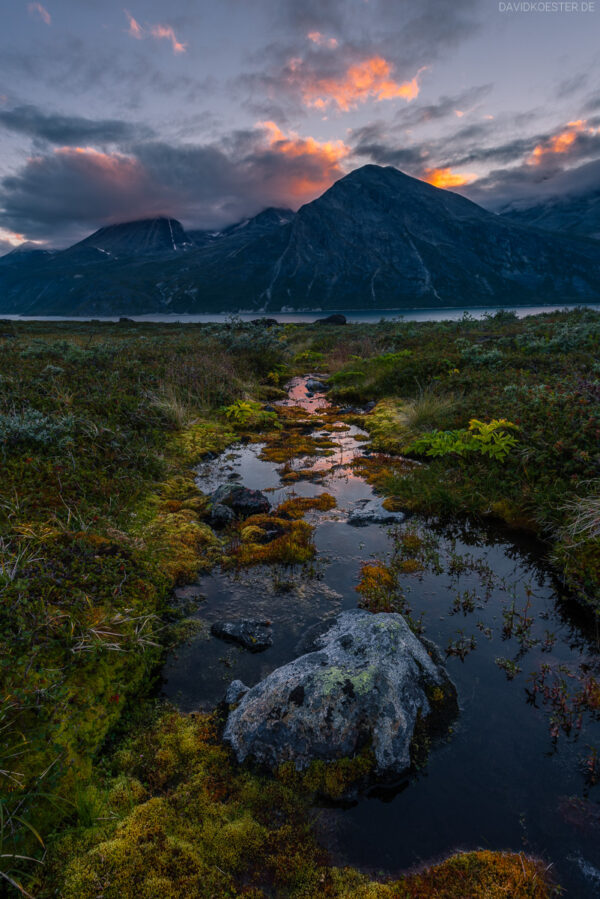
[0,315,585,895]
[46,710,554,899]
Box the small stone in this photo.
[211,619,273,653]
[209,503,236,528]
[347,498,405,526]
[306,378,328,393]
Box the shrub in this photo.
[408,419,519,462]
[0,408,75,450]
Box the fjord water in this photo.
[3,302,600,323]
[162,377,600,897]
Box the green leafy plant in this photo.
[221,399,279,430]
[407,418,519,462]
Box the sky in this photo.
[1,0,599,252]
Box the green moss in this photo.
[320,665,377,697]
[40,711,554,898]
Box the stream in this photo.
[162,375,600,897]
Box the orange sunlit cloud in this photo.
[307,31,339,48]
[423,167,477,189]
[529,119,598,164]
[298,57,425,111]
[123,11,186,53]
[124,10,143,39]
[150,24,187,54]
[28,2,51,25]
[53,146,146,186]
[259,121,349,199]
[0,227,30,248]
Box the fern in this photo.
[407,418,519,462]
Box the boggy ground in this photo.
[2,311,596,896]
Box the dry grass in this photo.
[563,487,600,545]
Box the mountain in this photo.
[498,158,600,240]
[187,207,294,248]
[500,193,600,240]
[66,216,194,257]
[1,166,600,315]
[0,243,57,266]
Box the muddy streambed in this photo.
[162,376,600,897]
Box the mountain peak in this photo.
[71,216,192,256]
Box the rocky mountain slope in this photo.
[501,192,600,240]
[1,165,600,314]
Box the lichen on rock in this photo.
[223,610,457,791]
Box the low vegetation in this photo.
[2,310,591,896]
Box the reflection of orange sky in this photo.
[299,57,424,111]
[530,119,598,164]
[260,121,349,198]
[423,167,477,188]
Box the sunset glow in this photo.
[123,12,186,53]
[150,24,187,54]
[27,3,51,25]
[300,57,424,111]
[259,121,349,198]
[0,227,29,247]
[531,120,584,162]
[423,167,477,188]
[307,31,338,48]
[124,10,143,40]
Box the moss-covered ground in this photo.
[0,313,585,895]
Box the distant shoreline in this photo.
[2,301,600,324]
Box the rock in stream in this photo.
[223,610,456,781]
[211,619,273,653]
[211,484,271,518]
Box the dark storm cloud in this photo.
[0,105,154,145]
[556,72,589,98]
[0,35,214,110]
[392,85,493,129]
[273,0,481,57]
[584,93,600,112]
[0,125,350,242]
[462,138,600,211]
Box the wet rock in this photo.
[211,484,271,518]
[263,404,277,413]
[211,619,273,653]
[209,503,236,528]
[364,401,376,411]
[223,610,456,779]
[347,498,405,526]
[305,378,329,393]
[315,313,347,326]
[226,679,250,704]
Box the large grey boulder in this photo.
[223,610,456,780]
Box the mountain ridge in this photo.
[1,165,599,314]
